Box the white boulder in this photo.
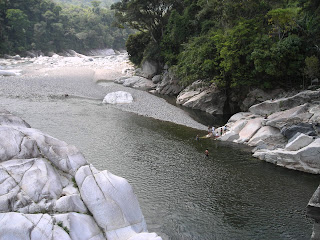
[103,91,133,104]
[0,109,162,240]
[0,69,22,76]
[75,164,148,239]
[266,104,312,129]
[285,133,314,151]
[236,118,263,143]
[248,126,284,147]
[253,138,320,174]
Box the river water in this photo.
[1,59,319,240]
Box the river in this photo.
[0,56,319,240]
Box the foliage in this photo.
[304,55,320,80]
[53,0,119,7]
[57,221,70,234]
[267,7,300,41]
[111,0,320,91]
[0,0,132,55]
[126,32,150,65]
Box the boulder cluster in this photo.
[0,108,161,240]
[216,89,320,174]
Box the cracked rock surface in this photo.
[0,110,162,240]
[216,89,320,174]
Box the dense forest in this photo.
[54,0,118,7]
[112,0,320,90]
[0,0,130,55]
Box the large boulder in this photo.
[0,212,105,240]
[285,133,314,151]
[0,108,30,127]
[249,90,320,115]
[240,88,284,111]
[253,138,320,174]
[236,118,263,143]
[155,68,183,96]
[248,126,285,148]
[141,60,158,79]
[0,110,162,240]
[227,112,252,123]
[265,104,313,129]
[281,123,317,140]
[76,165,148,239]
[103,91,133,104]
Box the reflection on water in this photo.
[2,96,319,240]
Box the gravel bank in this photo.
[0,54,207,131]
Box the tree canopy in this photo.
[112,0,320,90]
[0,0,131,55]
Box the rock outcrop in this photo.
[0,109,161,240]
[176,81,226,115]
[216,89,320,174]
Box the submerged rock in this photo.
[0,109,162,240]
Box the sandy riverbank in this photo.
[0,53,207,131]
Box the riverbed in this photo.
[0,55,319,239]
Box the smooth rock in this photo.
[17,127,88,175]
[285,133,314,151]
[0,113,31,128]
[249,90,320,115]
[248,126,284,147]
[281,123,317,140]
[0,213,53,240]
[0,158,63,212]
[266,104,313,129]
[227,112,252,123]
[253,138,320,174]
[240,88,283,111]
[103,91,133,104]
[75,164,148,239]
[141,60,158,79]
[237,118,263,143]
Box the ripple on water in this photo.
[0,84,319,240]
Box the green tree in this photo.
[267,7,300,41]
[304,55,320,80]
[6,9,30,52]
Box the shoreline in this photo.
[0,55,207,131]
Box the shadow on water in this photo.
[155,94,231,127]
[2,96,319,240]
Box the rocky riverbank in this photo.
[0,108,162,240]
[113,60,320,175]
[215,89,320,174]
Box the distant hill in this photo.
[53,0,120,7]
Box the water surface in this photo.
[0,64,319,240]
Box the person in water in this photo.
[196,135,199,141]
[205,149,209,157]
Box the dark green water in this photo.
[3,96,319,240]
